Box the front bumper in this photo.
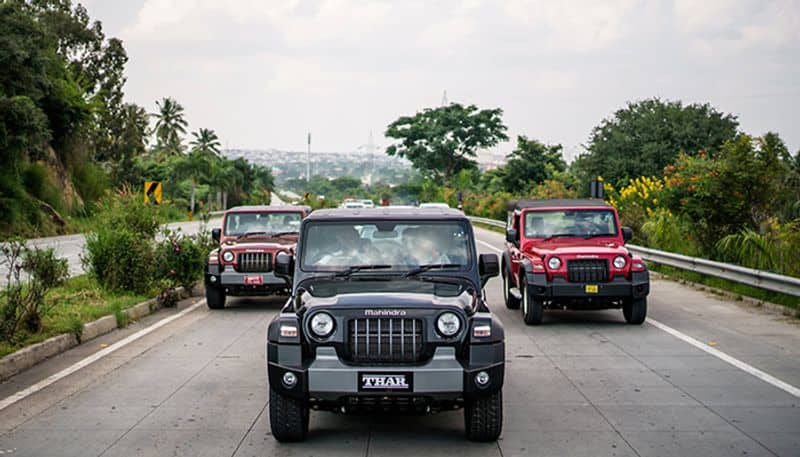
[526,270,650,299]
[268,344,504,402]
[205,264,288,291]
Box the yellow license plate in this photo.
[585,285,599,294]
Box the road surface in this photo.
[0,226,798,456]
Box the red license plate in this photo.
[244,275,263,285]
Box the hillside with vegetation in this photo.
[0,0,273,239]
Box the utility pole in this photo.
[306,132,311,182]
[441,90,449,106]
[367,131,375,187]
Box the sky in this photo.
[83,0,800,161]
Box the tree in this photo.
[574,98,739,187]
[152,97,187,155]
[173,150,214,214]
[500,136,566,192]
[189,128,221,156]
[385,103,507,182]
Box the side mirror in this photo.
[505,228,518,244]
[479,253,499,287]
[211,228,221,243]
[622,226,633,243]
[274,251,294,278]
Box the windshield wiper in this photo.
[236,231,268,240]
[404,263,461,278]
[328,264,392,279]
[542,233,577,241]
[582,233,616,239]
[268,231,298,238]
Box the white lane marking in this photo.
[476,239,503,253]
[472,228,800,399]
[646,317,800,398]
[0,300,206,411]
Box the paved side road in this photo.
[0,227,797,456]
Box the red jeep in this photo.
[205,205,311,309]
[501,199,649,325]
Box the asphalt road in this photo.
[0,226,798,456]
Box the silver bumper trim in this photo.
[308,346,464,395]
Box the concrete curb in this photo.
[0,285,193,382]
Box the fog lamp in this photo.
[282,372,297,388]
[475,371,490,387]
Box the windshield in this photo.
[224,211,302,236]
[301,221,472,271]
[524,209,618,238]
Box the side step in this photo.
[509,287,522,300]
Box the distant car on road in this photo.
[419,202,450,209]
[360,199,375,208]
[267,207,504,442]
[340,201,366,209]
[204,205,311,309]
[502,199,650,325]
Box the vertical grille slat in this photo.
[348,317,423,363]
[567,259,609,282]
[235,252,272,273]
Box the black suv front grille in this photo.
[347,318,424,363]
[236,252,272,273]
[567,259,609,282]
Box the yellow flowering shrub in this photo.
[603,175,666,233]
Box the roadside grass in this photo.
[470,219,800,315]
[0,275,153,358]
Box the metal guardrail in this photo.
[467,216,800,298]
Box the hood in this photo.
[302,291,473,311]
[523,239,628,257]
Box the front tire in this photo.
[521,278,543,325]
[503,268,520,309]
[206,286,226,309]
[269,388,309,442]
[623,297,647,325]
[464,390,503,442]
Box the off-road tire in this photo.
[521,278,543,325]
[623,297,647,325]
[206,286,226,309]
[269,388,309,442]
[503,268,521,309]
[464,390,503,442]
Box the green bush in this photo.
[155,228,209,291]
[83,228,155,294]
[94,192,160,238]
[72,162,109,213]
[1,241,69,341]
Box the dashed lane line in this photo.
[474,231,800,399]
[0,300,206,412]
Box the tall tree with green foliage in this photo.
[189,128,221,156]
[152,97,187,155]
[574,98,739,187]
[500,136,566,192]
[385,103,507,183]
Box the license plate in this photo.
[244,275,263,285]
[585,284,599,294]
[359,372,413,392]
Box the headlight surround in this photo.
[310,312,335,338]
[221,251,235,263]
[547,257,562,270]
[613,255,627,269]
[436,312,461,337]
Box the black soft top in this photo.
[508,199,611,211]
[305,207,467,221]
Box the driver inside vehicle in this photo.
[573,212,600,235]
[311,225,377,266]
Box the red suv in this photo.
[502,199,649,325]
[204,205,311,309]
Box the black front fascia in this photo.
[526,270,650,299]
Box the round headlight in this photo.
[221,251,235,263]
[547,257,562,270]
[613,255,627,269]
[310,312,335,337]
[436,312,461,337]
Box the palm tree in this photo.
[174,150,213,214]
[190,128,221,156]
[152,97,188,155]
